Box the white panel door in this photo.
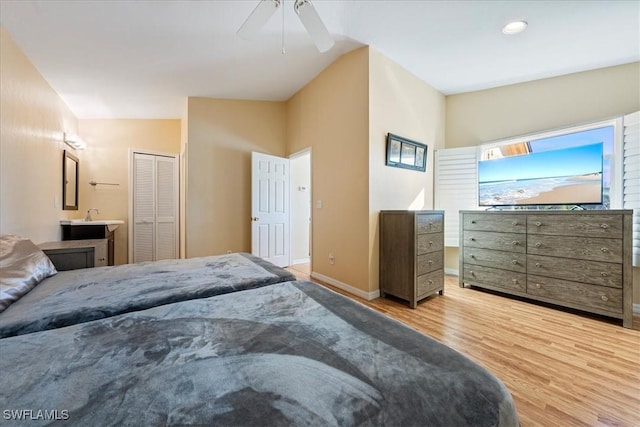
[251,152,290,267]
[131,152,179,263]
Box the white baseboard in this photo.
[291,257,310,265]
[444,268,459,276]
[634,303,640,314]
[311,272,380,301]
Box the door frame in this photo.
[128,148,180,263]
[288,148,312,269]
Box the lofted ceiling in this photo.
[1,0,638,119]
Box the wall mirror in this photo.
[63,150,79,210]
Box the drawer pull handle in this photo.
[512,221,518,226]
[600,272,608,277]
[470,270,475,276]
[428,260,433,265]
[535,242,542,248]
[428,241,433,246]
[512,279,518,283]
[601,295,609,302]
[470,237,476,241]
[99,257,106,261]
[535,221,542,227]
[535,283,541,289]
[535,262,541,268]
[600,223,609,229]
[470,254,475,259]
[428,280,434,285]
[471,220,476,224]
[600,247,609,253]
[512,241,519,245]
[511,260,518,265]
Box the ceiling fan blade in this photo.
[294,0,335,53]
[237,0,281,40]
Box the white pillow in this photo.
[0,234,57,312]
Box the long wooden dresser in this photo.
[380,210,444,308]
[459,210,633,328]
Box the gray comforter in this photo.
[0,252,294,337]
[0,280,519,426]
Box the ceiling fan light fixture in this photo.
[294,0,335,53]
[237,0,281,39]
[502,20,528,35]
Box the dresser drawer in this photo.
[417,270,443,297]
[463,247,526,273]
[463,265,526,292]
[527,275,622,314]
[527,214,623,238]
[416,213,443,234]
[527,255,622,288]
[527,235,622,263]
[463,231,526,253]
[463,213,526,233]
[417,233,443,255]
[417,251,443,275]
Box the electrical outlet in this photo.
[328,253,335,265]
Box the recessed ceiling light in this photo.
[502,20,528,35]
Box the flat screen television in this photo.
[478,142,604,207]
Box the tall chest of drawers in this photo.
[459,210,633,328]
[380,210,444,308]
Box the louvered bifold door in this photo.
[623,111,640,266]
[434,147,479,248]
[133,153,156,263]
[155,156,177,260]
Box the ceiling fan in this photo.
[237,0,335,53]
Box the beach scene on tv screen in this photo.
[479,142,604,206]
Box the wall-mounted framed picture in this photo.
[385,133,427,172]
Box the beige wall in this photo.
[446,62,640,148]
[444,62,640,304]
[78,119,181,264]
[287,47,370,291]
[186,97,287,257]
[368,48,446,293]
[0,27,79,244]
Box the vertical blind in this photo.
[434,146,478,247]
[623,111,640,266]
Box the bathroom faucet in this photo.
[85,208,100,221]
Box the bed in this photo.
[0,280,519,426]
[0,234,519,425]
[0,234,295,337]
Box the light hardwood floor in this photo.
[287,264,640,427]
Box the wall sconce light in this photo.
[63,132,86,150]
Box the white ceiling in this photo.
[1,0,638,119]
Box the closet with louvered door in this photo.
[131,152,178,263]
